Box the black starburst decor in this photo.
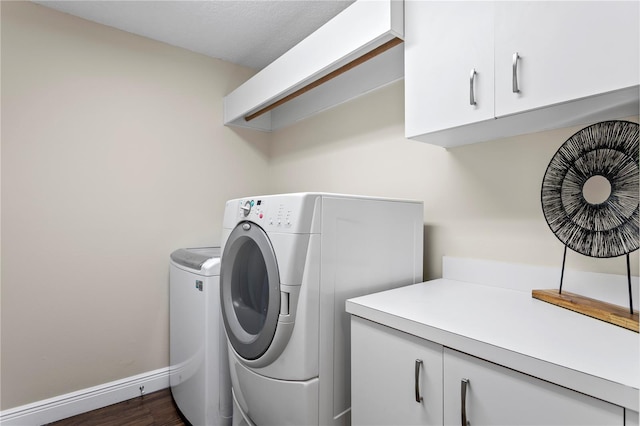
[542,120,639,258]
[541,120,639,314]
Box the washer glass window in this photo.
[221,221,280,360]
[231,239,269,334]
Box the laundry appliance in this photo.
[220,193,423,426]
[170,247,232,426]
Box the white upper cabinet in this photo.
[406,1,640,148]
[224,0,404,132]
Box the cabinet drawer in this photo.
[444,348,624,426]
[351,317,443,426]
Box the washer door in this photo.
[220,221,280,360]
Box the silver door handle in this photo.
[415,359,423,403]
[461,378,470,426]
[469,69,477,106]
[512,52,520,93]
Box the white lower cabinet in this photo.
[351,317,443,425]
[351,316,625,426]
[444,348,623,426]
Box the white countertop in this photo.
[346,277,639,411]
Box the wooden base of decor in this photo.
[532,289,639,333]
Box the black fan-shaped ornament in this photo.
[541,120,639,314]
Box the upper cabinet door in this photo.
[405,1,494,140]
[494,1,640,117]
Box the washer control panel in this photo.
[237,197,296,229]
[239,198,294,228]
[225,194,319,234]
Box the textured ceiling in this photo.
[33,0,355,70]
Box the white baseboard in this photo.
[0,367,170,426]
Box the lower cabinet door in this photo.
[351,316,443,426]
[444,348,624,426]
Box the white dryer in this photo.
[170,247,232,426]
[220,193,423,426]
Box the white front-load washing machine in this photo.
[220,193,423,426]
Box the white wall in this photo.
[269,81,639,280]
[1,2,269,410]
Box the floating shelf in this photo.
[223,0,404,131]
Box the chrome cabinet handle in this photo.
[461,378,470,426]
[512,52,520,93]
[469,69,477,106]
[415,359,423,403]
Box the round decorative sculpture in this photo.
[541,120,639,258]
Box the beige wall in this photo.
[269,81,639,281]
[2,0,638,413]
[1,2,269,409]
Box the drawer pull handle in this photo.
[469,69,477,106]
[512,52,520,93]
[414,359,423,403]
[461,378,470,426]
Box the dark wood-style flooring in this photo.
[47,388,187,426]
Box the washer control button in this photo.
[240,201,252,217]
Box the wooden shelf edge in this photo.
[244,37,403,122]
[532,289,639,333]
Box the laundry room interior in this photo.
[1,1,639,425]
